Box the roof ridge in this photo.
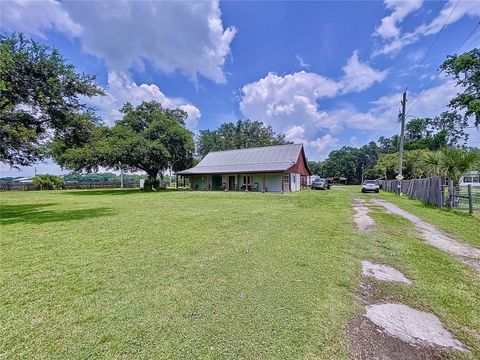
[195,160,294,168]
[206,143,302,155]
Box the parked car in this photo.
[312,177,330,190]
[362,180,379,193]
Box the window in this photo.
[292,174,296,183]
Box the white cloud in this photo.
[240,70,471,159]
[0,0,236,84]
[239,52,389,159]
[284,126,340,160]
[88,72,201,129]
[65,0,236,83]
[341,51,388,92]
[240,71,340,132]
[406,49,425,62]
[375,0,423,39]
[239,51,387,134]
[371,78,459,119]
[308,134,340,157]
[0,0,81,37]
[418,0,480,36]
[375,0,480,55]
[295,55,310,68]
[284,125,306,144]
[327,107,386,130]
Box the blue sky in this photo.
[1,0,480,176]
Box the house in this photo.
[459,171,480,188]
[176,144,312,192]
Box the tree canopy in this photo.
[197,119,291,158]
[374,150,435,180]
[403,112,468,151]
[0,33,104,167]
[52,101,195,180]
[441,48,480,126]
[424,147,480,185]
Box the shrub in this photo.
[32,175,66,190]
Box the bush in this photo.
[144,177,160,191]
[32,175,66,190]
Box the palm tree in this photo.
[424,148,480,206]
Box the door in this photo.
[228,176,235,191]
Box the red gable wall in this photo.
[286,146,312,176]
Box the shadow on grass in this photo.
[64,188,178,196]
[0,203,114,225]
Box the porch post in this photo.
[190,175,193,190]
[288,173,291,192]
[176,174,178,190]
[263,174,266,193]
[281,173,284,193]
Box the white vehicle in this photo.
[311,177,330,190]
[361,180,379,193]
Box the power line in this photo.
[407,20,480,117]
[406,0,460,90]
[454,20,480,54]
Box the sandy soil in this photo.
[372,199,480,273]
[352,198,375,231]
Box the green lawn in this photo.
[372,189,480,247]
[1,188,479,359]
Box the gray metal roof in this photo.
[177,144,304,175]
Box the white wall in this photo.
[290,173,301,192]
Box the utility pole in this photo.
[397,90,407,195]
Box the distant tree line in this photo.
[63,172,147,183]
[197,119,290,158]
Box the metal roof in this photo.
[177,144,304,175]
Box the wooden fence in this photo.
[0,181,140,191]
[379,176,444,207]
[379,177,477,214]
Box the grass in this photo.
[1,187,479,359]
[373,189,480,247]
[456,187,480,214]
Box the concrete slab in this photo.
[365,303,466,351]
[362,261,411,284]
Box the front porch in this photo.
[176,173,287,192]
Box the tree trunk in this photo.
[145,169,159,191]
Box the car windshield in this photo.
[364,180,376,185]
